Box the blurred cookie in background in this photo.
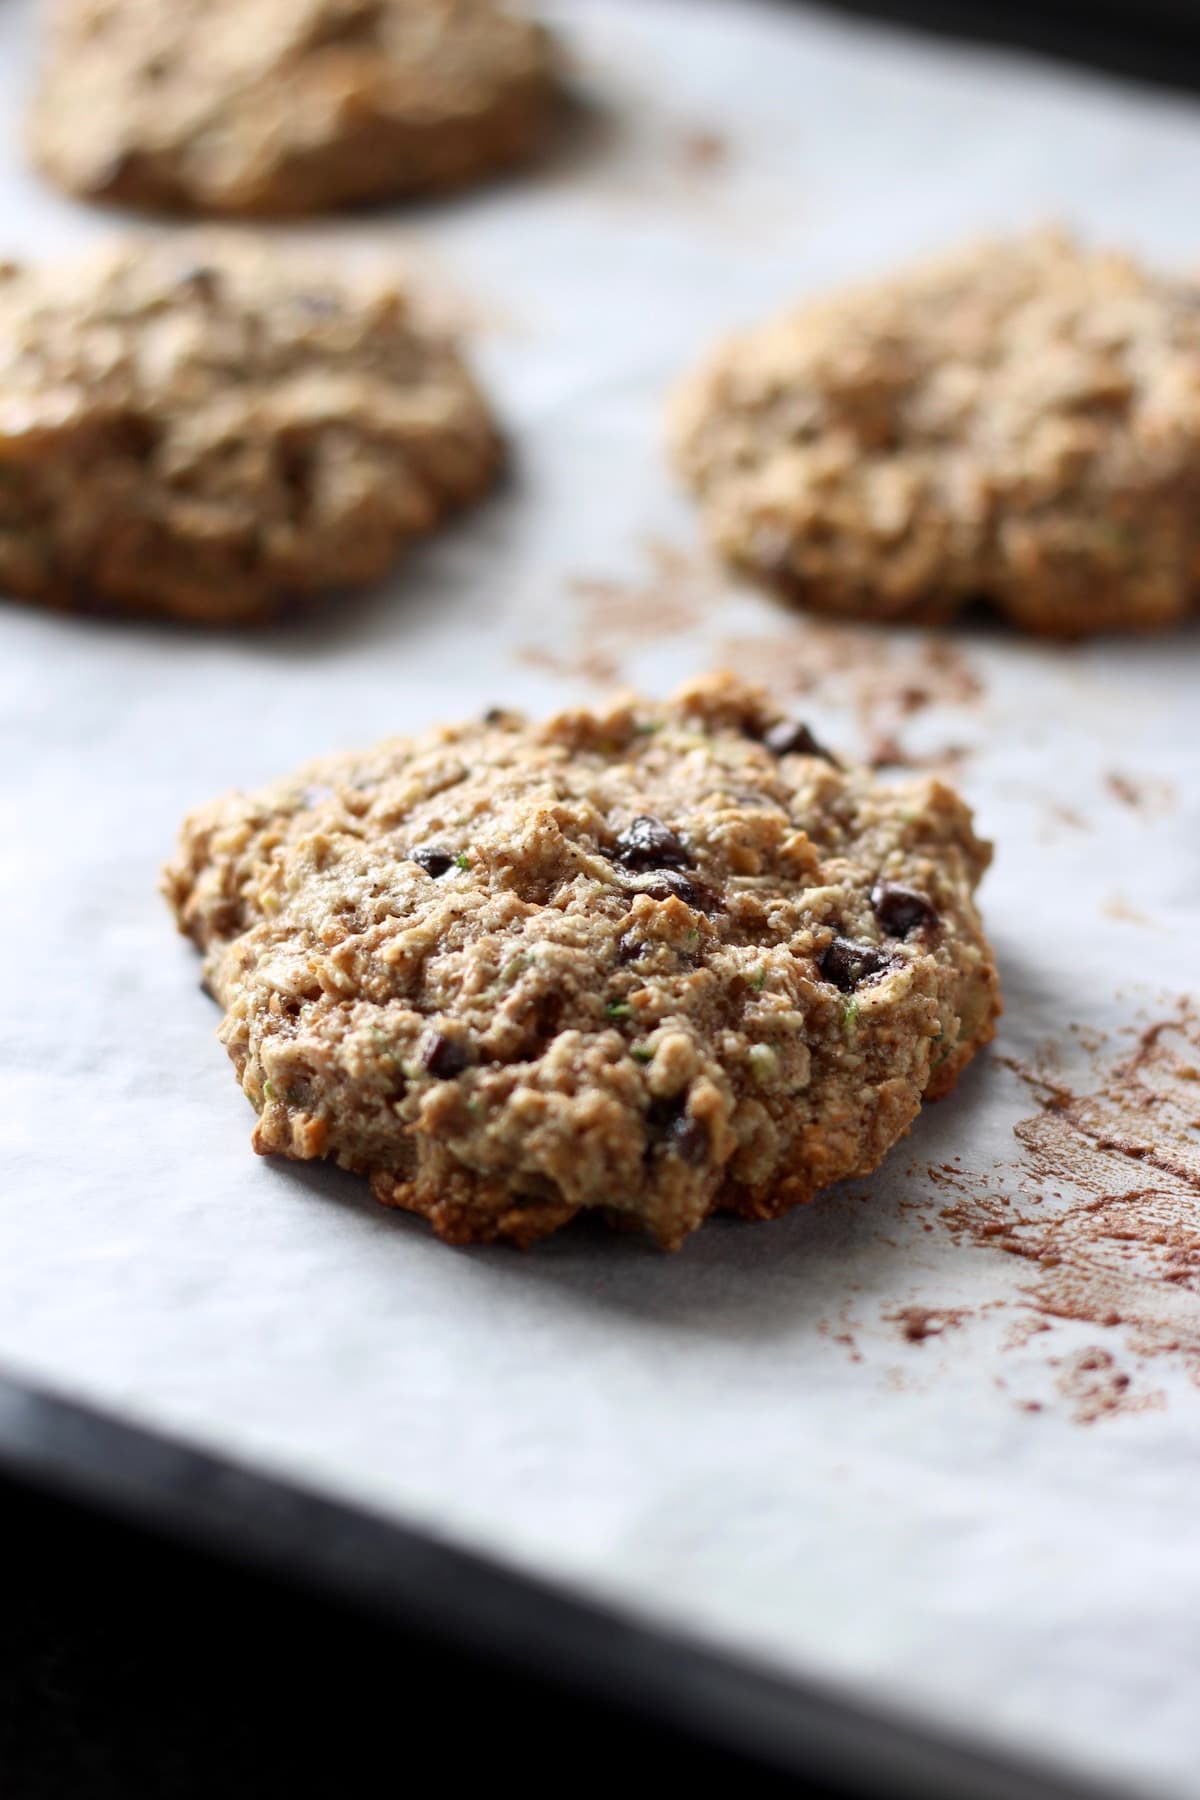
[30,0,559,215]
[0,237,502,624]
[672,231,1200,636]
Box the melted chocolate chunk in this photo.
[614,814,690,871]
[419,1030,469,1080]
[638,868,722,913]
[645,1095,709,1165]
[670,1114,710,1166]
[819,937,895,993]
[616,931,647,964]
[409,845,454,878]
[871,880,938,938]
[762,719,839,764]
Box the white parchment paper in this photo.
[1,2,1199,1793]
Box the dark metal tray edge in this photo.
[0,1367,1128,1800]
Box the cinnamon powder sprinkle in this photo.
[678,128,730,173]
[1103,770,1177,815]
[716,623,983,740]
[903,1000,1200,1419]
[1054,1348,1165,1426]
[883,1304,970,1344]
[521,540,984,771]
[517,539,714,683]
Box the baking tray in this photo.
[0,1372,1122,1799]
[2,2,1198,1796]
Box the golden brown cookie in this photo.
[31,0,559,216]
[0,238,501,624]
[672,232,1200,635]
[164,673,1000,1249]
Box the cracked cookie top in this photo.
[31,0,559,215]
[672,232,1200,635]
[165,673,1000,1248]
[0,237,501,623]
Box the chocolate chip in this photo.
[646,1095,682,1132]
[670,1114,710,1166]
[638,869,722,913]
[409,845,454,878]
[819,937,895,993]
[614,815,690,871]
[616,931,646,964]
[419,1030,469,1080]
[483,706,506,724]
[110,413,160,461]
[871,881,938,938]
[645,1095,708,1165]
[762,719,839,764]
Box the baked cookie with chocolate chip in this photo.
[0,238,501,624]
[164,672,1000,1249]
[672,232,1200,635]
[31,0,559,216]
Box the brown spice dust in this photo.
[883,1304,970,1343]
[904,1001,1200,1421]
[1104,770,1177,816]
[1054,1346,1165,1425]
[716,624,983,758]
[678,128,730,174]
[517,539,714,687]
[522,540,984,768]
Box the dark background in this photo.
[822,0,1200,91]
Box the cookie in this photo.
[31,0,559,216]
[672,232,1200,635]
[164,673,1000,1249]
[0,239,501,625]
